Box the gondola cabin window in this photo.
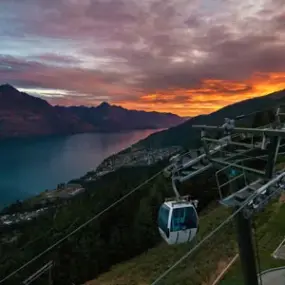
[158,204,170,235]
[170,206,198,231]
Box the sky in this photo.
[0,0,284,117]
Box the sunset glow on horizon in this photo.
[0,0,284,117]
[120,72,285,116]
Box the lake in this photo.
[0,130,159,208]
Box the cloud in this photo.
[0,0,284,116]
[28,53,82,65]
[0,55,122,88]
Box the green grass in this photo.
[86,197,285,285]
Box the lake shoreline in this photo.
[0,129,163,211]
[0,142,182,218]
[0,127,165,143]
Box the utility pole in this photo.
[221,153,259,285]
[234,204,258,285]
[223,168,259,285]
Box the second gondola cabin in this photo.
[158,200,198,245]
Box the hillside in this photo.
[136,89,285,149]
[87,196,285,285]
[0,84,185,139]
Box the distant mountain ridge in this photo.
[54,102,184,132]
[0,84,186,139]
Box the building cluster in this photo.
[0,207,48,226]
[87,146,182,181]
[0,184,85,227]
[43,183,85,201]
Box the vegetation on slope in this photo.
[87,194,285,285]
[0,163,168,284]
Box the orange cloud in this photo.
[119,72,285,117]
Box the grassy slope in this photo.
[86,196,285,285]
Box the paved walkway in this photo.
[260,267,285,285]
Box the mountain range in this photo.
[0,84,186,139]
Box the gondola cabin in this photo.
[158,200,198,245]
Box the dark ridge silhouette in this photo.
[136,88,285,148]
[0,84,186,139]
